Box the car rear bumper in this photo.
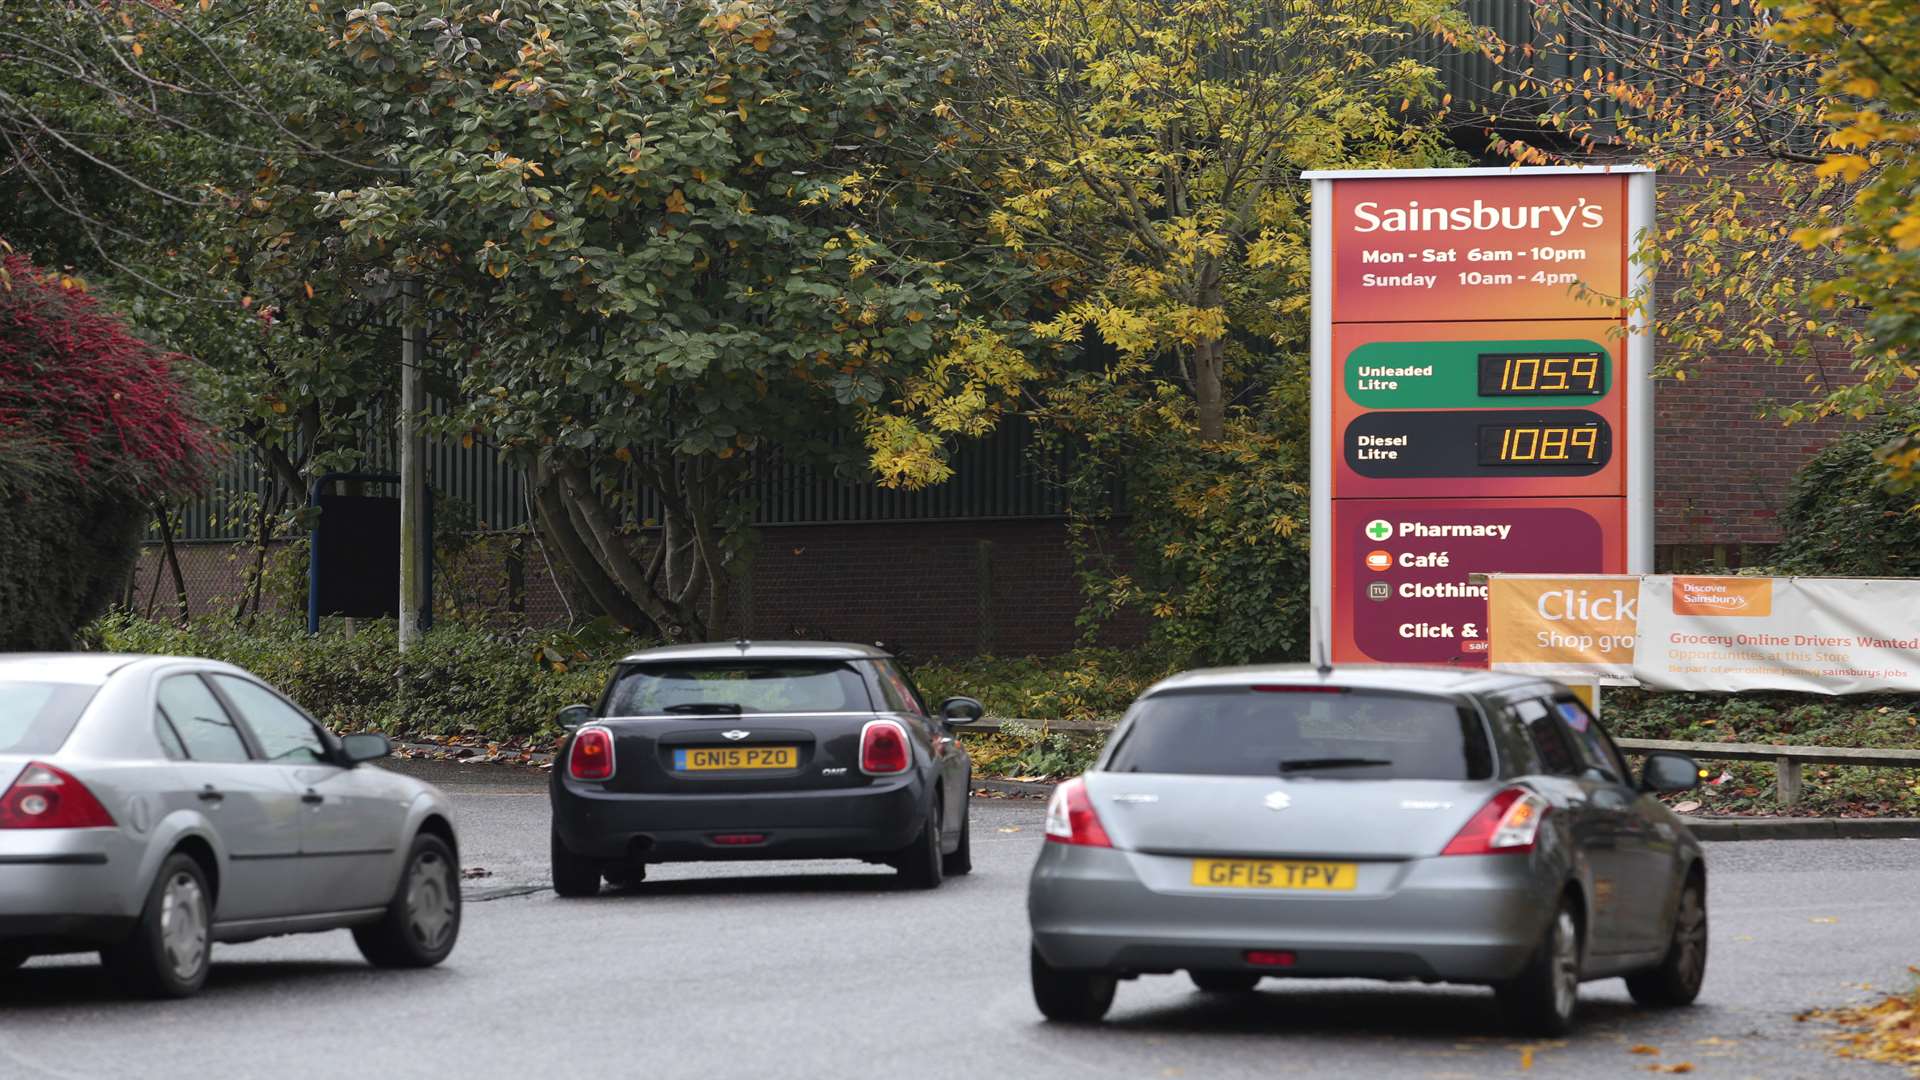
[0,828,144,950]
[552,775,927,862]
[1028,845,1557,984]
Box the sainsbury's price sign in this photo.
[1305,167,1654,665]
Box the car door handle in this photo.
[301,790,324,805]
[197,786,224,804]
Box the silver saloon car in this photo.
[1028,665,1708,1034]
[1,654,461,997]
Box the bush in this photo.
[1,474,147,650]
[912,647,1178,779]
[1605,688,1920,817]
[0,251,208,649]
[90,613,641,743]
[1774,409,1920,577]
[910,647,1177,726]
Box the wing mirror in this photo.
[938,696,985,727]
[557,704,594,729]
[1639,751,1705,793]
[339,732,392,764]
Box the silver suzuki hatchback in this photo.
[1027,665,1707,1034]
[1,654,461,997]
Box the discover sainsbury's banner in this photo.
[1633,576,1920,694]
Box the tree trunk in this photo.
[235,488,280,626]
[1192,337,1226,442]
[556,464,698,640]
[529,467,653,632]
[154,503,191,627]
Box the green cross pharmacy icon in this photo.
[1364,519,1395,542]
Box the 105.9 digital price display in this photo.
[1476,351,1606,396]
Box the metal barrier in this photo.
[948,720,1920,806]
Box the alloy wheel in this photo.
[159,872,209,983]
[1673,887,1707,992]
[404,851,457,950]
[1550,908,1579,1019]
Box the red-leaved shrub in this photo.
[0,252,208,495]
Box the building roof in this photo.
[616,641,893,664]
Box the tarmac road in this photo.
[2,758,1913,1080]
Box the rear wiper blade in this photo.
[1276,757,1392,773]
[661,703,744,714]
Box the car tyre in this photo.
[551,828,603,898]
[1626,876,1707,1008]
[101,851,212,999]
[894,794,944,890]
[1031,946,1116,1022]
[1190,971,1261,993]
[354,832,461,968]
[1496,897,1582,1036]
[942,791,972,878]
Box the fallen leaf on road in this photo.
[998,826,1023,833]
[1630,1045,1660,1055]
[1674,800,1701,813]
[1645,1065,1693,1074]
[1519,1046,1532,1069]
[460,866,493,880]
[1811,916,1838,924]
[1809,981,1920,1073]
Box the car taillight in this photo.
[568,727,615,781]
[860,720,911,775]
[1043,777,1112,848]
[0,762,116,829]
[1442,787,1550,856]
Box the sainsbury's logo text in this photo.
[1351,198,1606,239]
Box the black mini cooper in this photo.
[549,641,982,893]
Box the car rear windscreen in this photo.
[1105,687,1493,780]
[0,681,99,754]
[603,661,873,716]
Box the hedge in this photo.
[91,614,629,744]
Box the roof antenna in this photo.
[1310,606,1333,676]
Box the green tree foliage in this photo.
[1774,410,1920,576]
[280,0,1018,640]
[1062,380,1314,664]
[0,1,403,552]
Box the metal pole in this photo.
[398,277,427,650]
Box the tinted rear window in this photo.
[1106,688,1493,780]
[0,681,99,754]
[604,661,873,716]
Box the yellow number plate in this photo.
[675,746,799,771]
[1190,859,1358,891]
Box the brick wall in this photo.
[733,520,1142,658]
[1653,349,1860,549]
